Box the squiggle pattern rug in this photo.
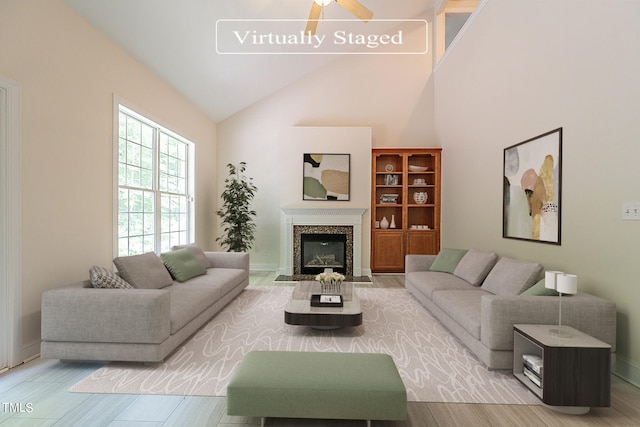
[70,286,538,404]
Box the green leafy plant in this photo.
[216,162,257,252]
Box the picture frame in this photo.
[303,153,350,201]
[503,128,562,245]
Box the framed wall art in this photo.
[503,128,562,245]
[303,153,350,201]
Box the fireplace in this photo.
[293,225,353,276]
[281,207,367,277]
[300,233,347,275]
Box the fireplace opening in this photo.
[300,233,347,275]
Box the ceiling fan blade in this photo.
[305,2,322,35]
[336,0,373,22]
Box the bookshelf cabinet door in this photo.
[372,231,405,272]
[406,231,438,255]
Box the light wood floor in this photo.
[1,272,639,426]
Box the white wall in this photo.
[0,0,217,359]
[217,17,436,271]
[434,0,640,383]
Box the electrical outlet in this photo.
[622,202,640,220]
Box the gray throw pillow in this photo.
[161,248,207,282]
[113,252,173,289]
[481,257,544,296]
[429,248,468,273]
[172,243,211,269]
[453,249,498,286]
[89,266,133,289]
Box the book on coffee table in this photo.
[311,294,343,307]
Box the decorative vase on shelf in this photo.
[390,214,396,228]
[380,216,389,229]
[413,192,428,204]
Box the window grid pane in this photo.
[119,115,154,190]
[118,188,155,256]
[160,193,188,253]
[159,132,188,195]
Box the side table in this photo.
[513,324,611,414]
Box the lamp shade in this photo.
[315,0,333,6]
[545,270,563,290]
[557,273,578,295]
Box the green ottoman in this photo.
[227,351,407,426]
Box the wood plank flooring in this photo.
[1,272,638,426]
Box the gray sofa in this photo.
[41,247,249,363]
[405,249,617,370]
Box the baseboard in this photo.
[22,340,41,363]
[614,355,640,388]
[250,263,278,271]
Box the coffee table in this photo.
[284,281,362,329]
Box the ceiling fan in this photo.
[305,0,374,36]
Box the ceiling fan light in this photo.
[314,0,333,6]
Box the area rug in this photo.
[70,286,538,404]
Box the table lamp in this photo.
[547,272,578,337]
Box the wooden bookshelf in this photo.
[371,148,441,273]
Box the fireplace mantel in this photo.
[282,207,367,217]
[281,207,367,276]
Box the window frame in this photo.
[113,98,196,257]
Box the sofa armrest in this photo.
[405,255,436,273]
[481,292,616,352]
[206,251,250,270]
[41,282,171,344]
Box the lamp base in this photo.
[549,327,573,338]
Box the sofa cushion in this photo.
[429,248,468,273]
[520,278,559,296]
[481,257,543,296]
[113,252,173,289]
[182,268,247,296]
[89,266,133,289]
[168,284,221,334]
[161,248,207,282]
[453,249,498,286]
[432,289,490,340]
[172,243,211,269]
[406,271,476,300]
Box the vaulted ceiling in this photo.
[63,0,435,122]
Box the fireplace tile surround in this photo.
[294,225,352,276]
[281,207,367,277]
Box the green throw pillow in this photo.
[520,278,559,296]
[429,248,468,273]
[160,248,207,282]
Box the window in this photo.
[116,105,195,256]
[435,0,480,63]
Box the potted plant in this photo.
[216,162,258,252]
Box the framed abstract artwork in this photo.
[303,153,350,201]
[503,128,562,245]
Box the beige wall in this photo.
[217,17,436,270]
[434,0,640,383]
[0,0,217,358]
